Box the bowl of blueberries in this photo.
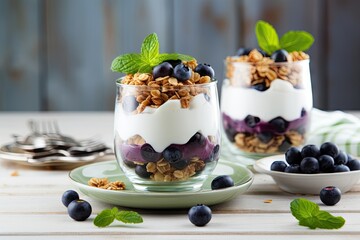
[253,142,360,194]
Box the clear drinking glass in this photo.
[114,81,221,192]
[221,57,312,159]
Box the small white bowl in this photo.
[254,155,360,195]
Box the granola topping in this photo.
[88,178,126,191]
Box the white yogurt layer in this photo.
[221,79,313,122]
[115,94,220,152]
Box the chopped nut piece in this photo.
[264,199,273,203]
[88,177,109,188]
[10,171,19,176]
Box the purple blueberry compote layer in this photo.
[117,132,219,182]
[222,109,310,153]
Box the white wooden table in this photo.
[1,112,360,239]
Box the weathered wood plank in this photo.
[0,0,41,111]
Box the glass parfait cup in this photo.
[221,52,313,159]
[114,80,221,192]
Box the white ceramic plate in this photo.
[69,159,254,209]
[254,155,360,194]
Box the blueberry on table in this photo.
[320,142,339,158]
[211,175,234,190]
[334,151,348,165]
[122,95,139,113]
[300,157,320,174]
[140,143,162,162]
[318,155,335,173]
[62,190,79,207]
[244,115,260,128]
[301,144,320,159]
[152,62,173,79]
[320,186,341,206]
[194,63,215,79]
[284,164,301,173]
[271,49,289,62]
[236,47,251,56]
[135,164,151,178]
[269,117,288,133]
[270,161,287,172]
[67,199,92,221]
[173,63,192,82]
[285,147,302,165]
[188,204,212,226]
[347,159,360,171]
[334,164,350,172]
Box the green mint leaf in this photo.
[255,20,280,55]
[313,211,346,229]
[290,198,319,221]
[115,211,144,224]
[93,208,117,228]
[151,53,195,66]
[290,198,345,230]
[280,31,314,52]
[141,33,159,63]
[111,53,145,74]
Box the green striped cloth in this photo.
[307,108,360,156]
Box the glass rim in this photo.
[116,78,218,88]
[224,58,310,66]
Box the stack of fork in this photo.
[12,120,110,159]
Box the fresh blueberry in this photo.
[334,164,350,172]
[152,62,173,79]
[208,144,220,161]
[135,164,151,178]
[123,159,136,168]
[257,49,269,57]
[195,63,215,79]
[163,146,186,169]
[251,83,268,91]
[257,132,273,144]
[271,49,289,62]
[236,47,251,56]
[122,95,139,113]
[347,159,360,171]
[173,63,192,82]
[67,199,92,221]
[334,151,348,165]
[211,175,234,190]
[301,108,307,117]
[270,161,287,172]
[301,144,320,159]
[269,117,289,133]
[188,132,206,147]
[300,157,320,174]
[244,115,260,128]
[320,142,339,158]
[320,186,341,206]
[140,143,162,162]
[225,128,237,142]
[165,59,182,68]
[285,147,302,165]
[188,204,212,226]
[62,190,79,207]
[318,155,335,173]
[284,164,301,173]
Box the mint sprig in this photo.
[255,20,314,55]
[290,198,345,230]
[111,33,194,74]
[93,207,143,228]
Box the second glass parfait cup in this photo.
[221,50,313,158]
[114,76,221,192]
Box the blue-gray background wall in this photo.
[1,0,359,111]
